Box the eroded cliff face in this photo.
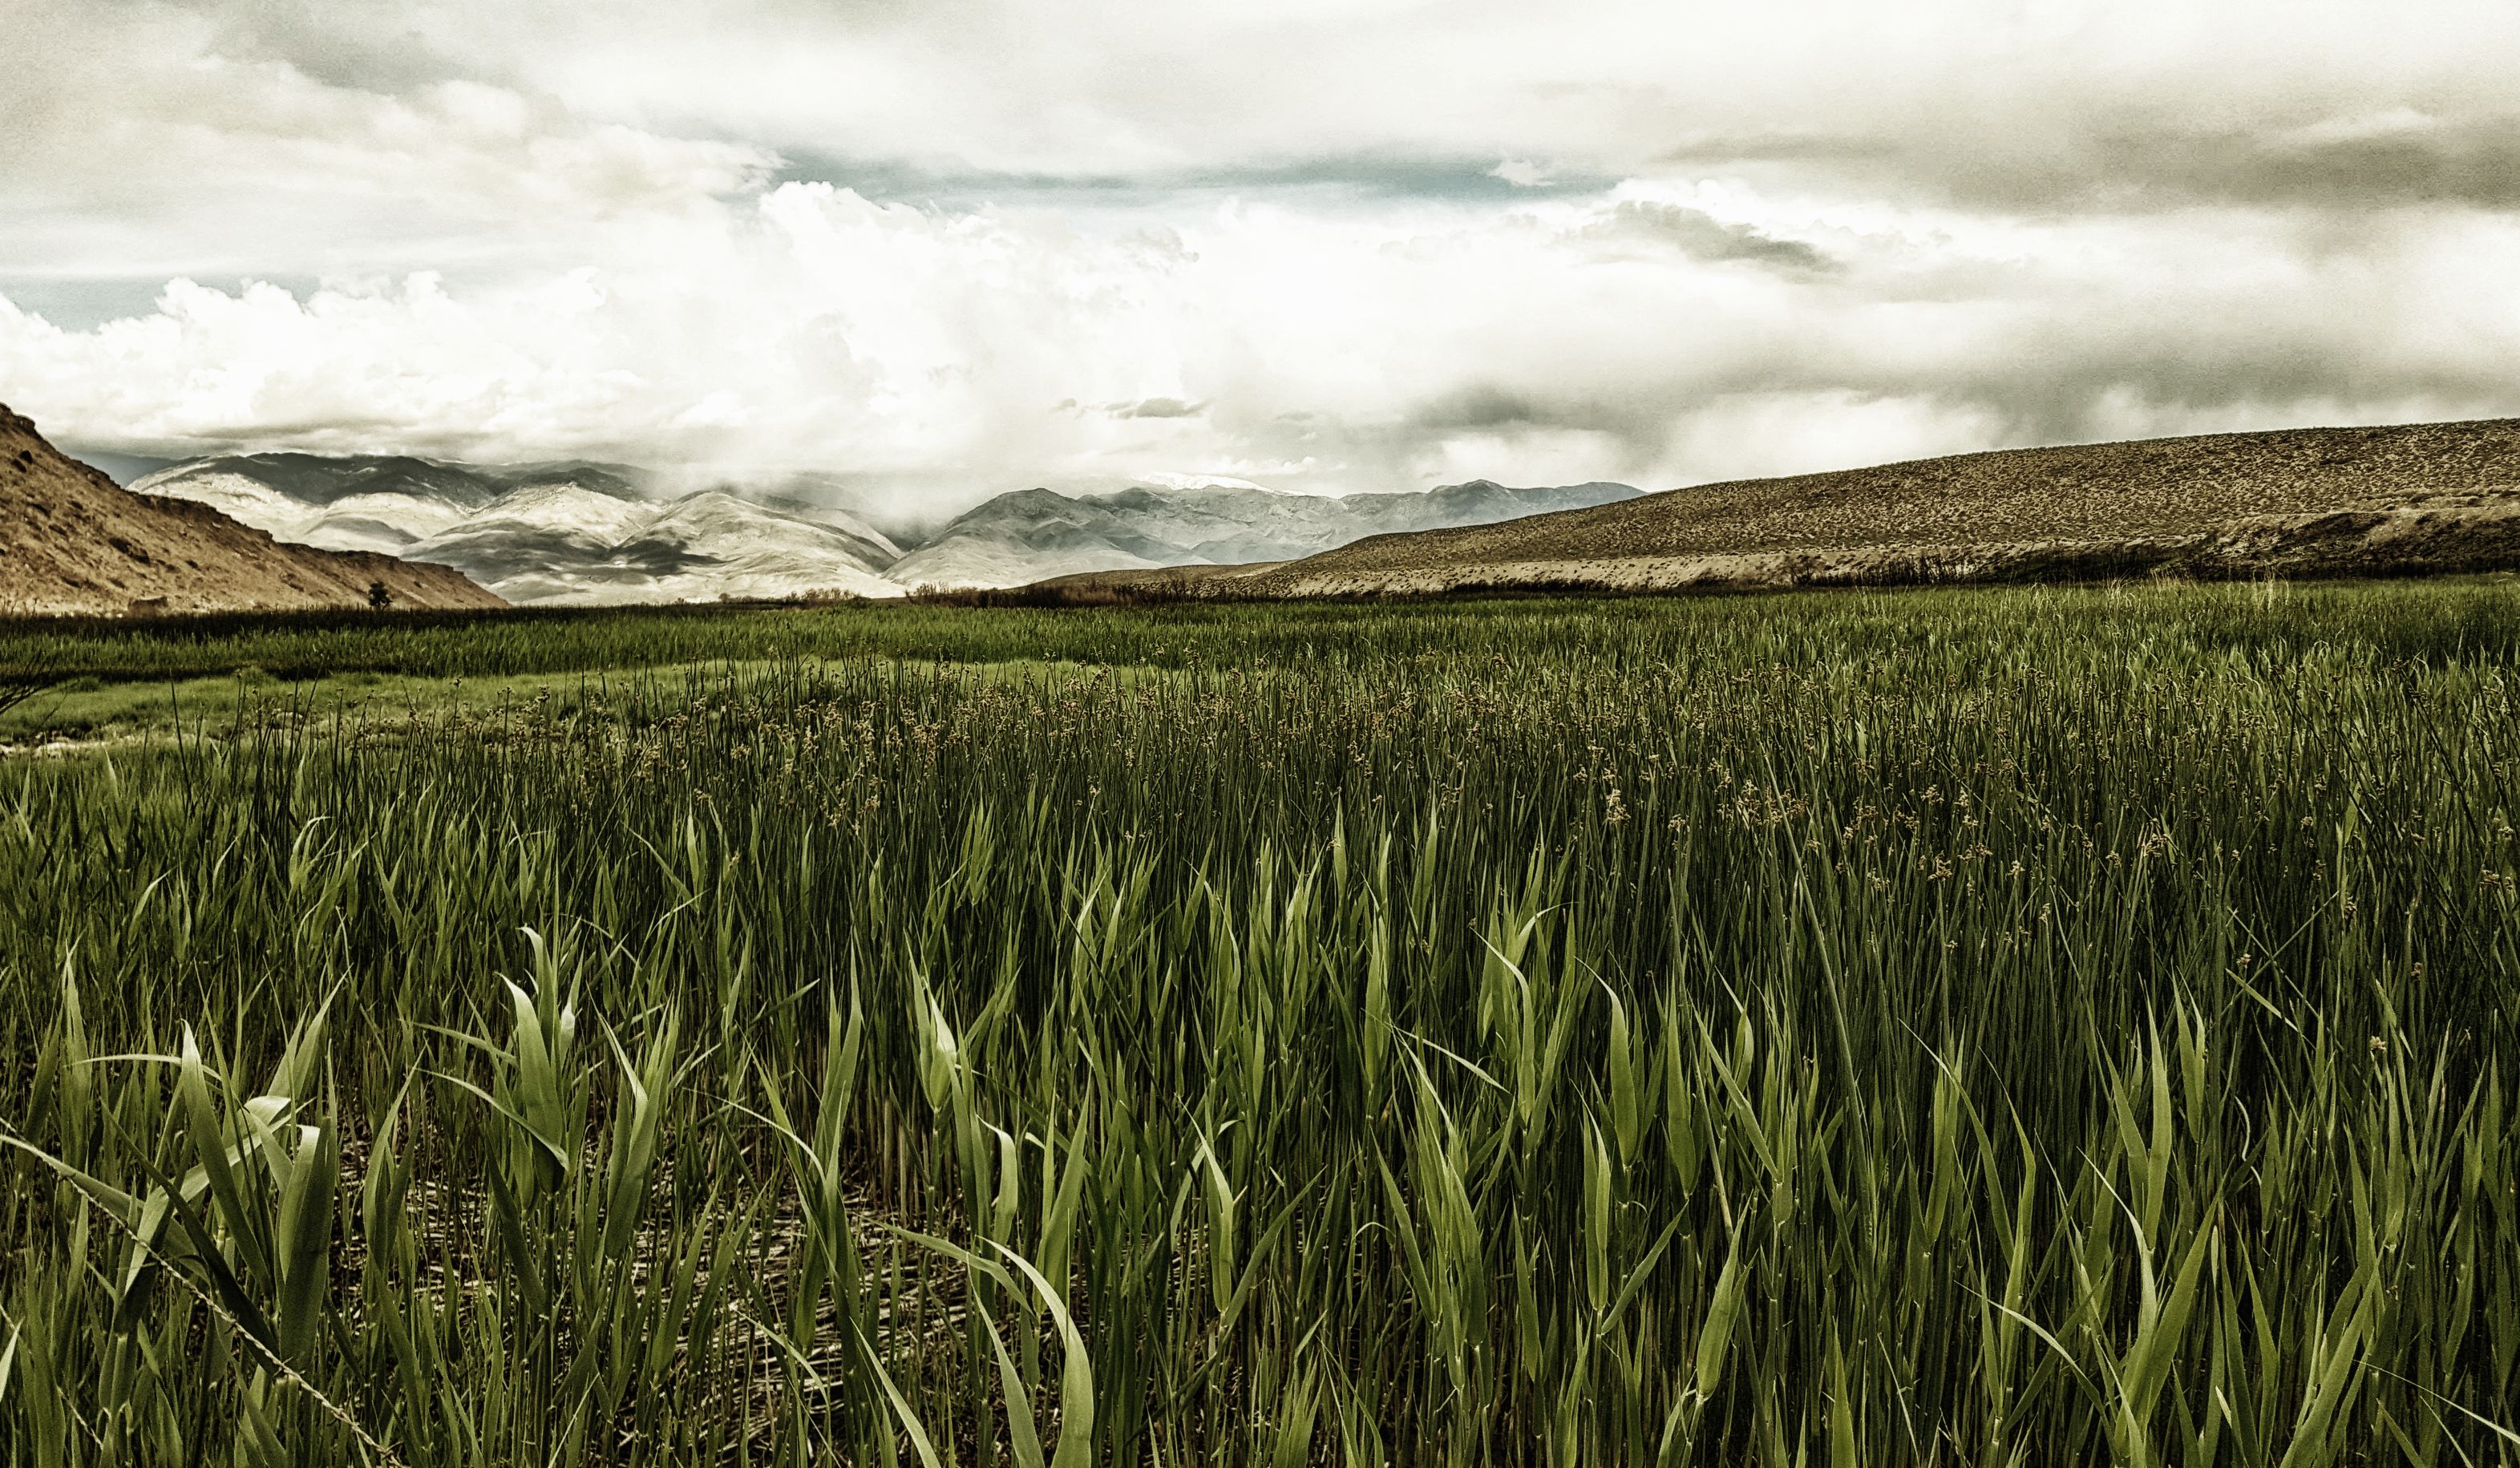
[0,406,504,616]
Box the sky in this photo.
[4,0,2518,514]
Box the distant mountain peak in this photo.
[130,449,1652,602]
[888,478,1644,592]
[1130,471,1283,495]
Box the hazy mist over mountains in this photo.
[127,454,1638,602]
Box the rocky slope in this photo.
[0,407,502,617]
[1059,420,2520,599]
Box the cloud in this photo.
[1593,201,1838,273]
[7,180,2520,515]
[3,0,2518,513]
[2097,111,2520,211]
[25,1,2520,228]
[0,0,772,281]
[1107,398,1208,419]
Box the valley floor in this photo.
[2,580,2515,1465]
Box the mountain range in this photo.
[885,479,1641,590]
[127,455,1640,603]
[32,417,2520,616]
[0,409,503,617]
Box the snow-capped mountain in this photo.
[1133,471,1290,495]
[132,457,904,604]
[128,455,500,556]
[434,491,902,605]
[888,479,1642,590]
[129,454,1641,602]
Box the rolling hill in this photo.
[0,406,502,617]
[1046,419,2520,599]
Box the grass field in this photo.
[2,581,2515,1466]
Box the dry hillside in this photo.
[1,406,503,616]
[1055,419,2520,598]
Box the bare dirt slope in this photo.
[1044,419,2520,599]
[1,406,504,616]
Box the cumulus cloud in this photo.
[2,0,2518,512]
[0,0,771,278]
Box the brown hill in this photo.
[1,406,503,616]
[1042,419,2520,600]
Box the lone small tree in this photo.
[366,579,393,611]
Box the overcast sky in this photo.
[4,0,2518,510]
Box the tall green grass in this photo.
[1,581,2514,1464]
[8,578,2520,684]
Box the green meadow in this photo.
[1,581,2514,1465]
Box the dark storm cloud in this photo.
[1915,327,2502,447]
[1404,383,1674,444]
[1410,385,1559,432]
[1715,111,2520,216]
[178,0,488,95]
[1106,397,1207,419]
[1592,201,1839,273]
[2100,115,2520,210]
